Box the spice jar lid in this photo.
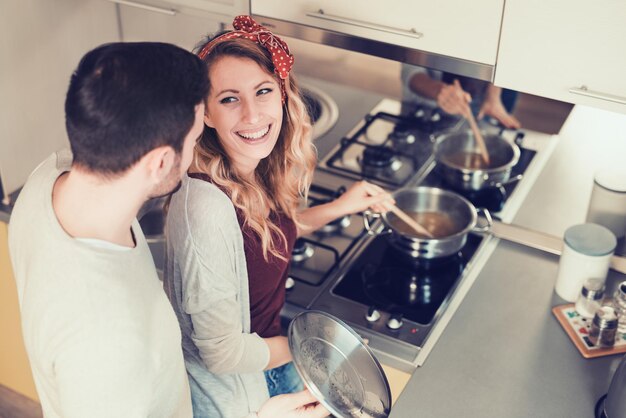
[593,306,618,328]
[564,223,617,256]
[581,278,605,300]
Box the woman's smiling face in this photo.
[204,55,283,176]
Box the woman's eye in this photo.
[219,96,237,104]
[257,88,273,96]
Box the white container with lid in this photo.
[555,223,617,302]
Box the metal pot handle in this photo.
[473,208,493,233]
[492,174,523,188]
[363,210,387,236]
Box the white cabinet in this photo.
[495,0,626,115]
[118,3,222,51]
[251,0,505,65]
[107,0,249,21]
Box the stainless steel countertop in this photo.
[390,105,626,417]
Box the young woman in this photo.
[164,16,393,418]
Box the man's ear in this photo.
[143,145,175,182]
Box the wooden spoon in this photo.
[465,110,491,166]
[388,204,435,238]
[452,79,490,166]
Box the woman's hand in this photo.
[478,97,521,129]
[333,181,395,216]
[477,85,521,129]
[436,80,472,116]
[296,181,394,236]
[256,390,329,418]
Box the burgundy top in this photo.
[188,173,297,338]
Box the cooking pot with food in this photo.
[364,187,490,259]
[434,129,522,191]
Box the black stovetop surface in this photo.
[332,233,483,325]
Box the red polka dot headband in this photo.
[198,15,295,102]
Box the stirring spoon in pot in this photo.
[453,79,490,166]
[465,110,490,166]
[388,204,435,238]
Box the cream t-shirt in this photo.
[8,151,192,418]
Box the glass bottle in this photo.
[575,278,605,319]
[589,306,618,348]
[612,281,626,334]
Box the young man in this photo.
[9,42,326,418]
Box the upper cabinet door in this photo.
[495,0,626,115]
[251,0,505,65]
[107,0,249,20]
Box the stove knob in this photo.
[386,314,404,330]
[365,306,381,323]
[285,277,295,290]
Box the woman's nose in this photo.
[241,99,261,124]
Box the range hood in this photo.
[251,15,495,82]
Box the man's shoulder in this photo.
[11,151,69,217]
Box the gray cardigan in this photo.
[163,174,270,418]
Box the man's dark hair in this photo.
[65,42,208,175]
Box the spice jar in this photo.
[575,278,605,319]
[589,306,618,348]
[612,281,626,333]
[554,223,616,302]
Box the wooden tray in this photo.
[552,304,626,358]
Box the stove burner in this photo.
[363,265,434,306]
[331,234,481,326]
[360,254,464,314]
[387,124,417,145]
[453,184,507,213]
[317,215,352,234]
[292,238,315,262]
[360,146,401,171]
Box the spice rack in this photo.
[552,304,626,359]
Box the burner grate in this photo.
[321,112,434,187]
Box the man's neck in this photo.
[52,169,144,248]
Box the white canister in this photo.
[586,168,626,239]
[555,223,617,302]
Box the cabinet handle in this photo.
[106,0,177,16]
[306,9,423,39]
[569,86,626,105]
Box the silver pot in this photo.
[364,187,489,259]
[434,129,521,191]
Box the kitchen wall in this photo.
[0,0,120,200]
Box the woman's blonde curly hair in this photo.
[191,36,316,261]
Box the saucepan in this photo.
[433,129,522,191]
[364,187,491,259]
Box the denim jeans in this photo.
[264,361,304,396]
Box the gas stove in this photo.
[318,105,463,189]
[282,97,558,372]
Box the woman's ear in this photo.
[204,113,214,128]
